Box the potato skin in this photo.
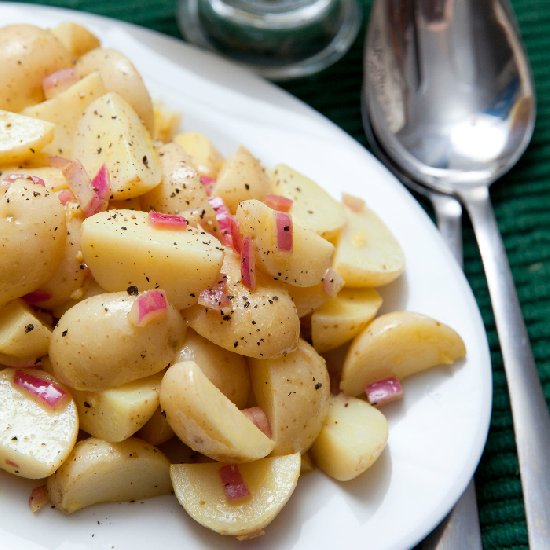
[50,291,185,391]
[0,24,72,111]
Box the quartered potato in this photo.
[333,204,405,287]
[160,361,274,462]
[137,407,175,446]
[170,453,301,537]
[47,437,172,513]
[51,22,100,58]
[340,311,467,395]
[0,368,78,479]
[310,394,388,481]
[285,282,329,318]
[174,131,223,178]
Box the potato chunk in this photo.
[310,394,388,481]
[174,131,223,177]
[160,361,274,462]
[340,311,466,396]
[333,204,405,287]
[51,22,101,58]
[47,437,172,513]
[0,368,78,479]
[250,339,330,455]
[81,209,224,310]
[170,453,301,537]
[73,92,161,199]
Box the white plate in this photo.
[0,5,492,550]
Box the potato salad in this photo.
[0,21,467,540]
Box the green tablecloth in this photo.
[6,1,550,548]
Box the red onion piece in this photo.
[29,485,49,513]
[198,279,231,310]
[148,211,188,229]
[85,164,110,216]
[48,155,71,169]
[242,407,272,438]
[22,290,52,305]
[61,160,96,217]
[13,370,68,409]
[200,175,215,195]
[42,67,79,99]
[322,268,345,297]
[275,212,293,252]
[240,236,256,291]
[219,464,250,501]
[129,289,168,327]
[58,189,75,205]
[1,173,45,187]
[342,193,366,212]
[365,377,404,406]
[264,194,293,212]
[208,196,238,249]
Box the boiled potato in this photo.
[0,179,66,308]
[213,146,272,213]
[137,407,174,446]
[271,164,346,240]
[81,209,224,310]
[73,92,161,199]
[0,24,72,111]
[51,22,100,58]
[73,372,163,442]
[160,361,274,462]
[236,199,334,287]
[170,453,301,537]
[153,101,181,143]
[285,282,329,318]
[22,72,106,158]
[183,251,300,359]
[0,110,54,164]
[174,131,223,178]
[177,329,250,408]
[0,300,51,360]
[310,394,388,481]
[0,166,66,191]
[333,204,405,287]
[0,368,78,479]
[50,291,185,391]
[311,288,382,353]
[340,311,467,396]
[47,437,171,513]
[250,339,330,455]
[76,48,154,133]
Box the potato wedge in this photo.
[236,199,334,287]
[340,311,466,395]
[47,437,171,513]
[311,288,382,353]
[271,164,346,240]
[73,372,163,442]
[0,110,54,164]
[160,361,274,462]
[73,92,161,199]
[170,453,300,537]
[310,394,388,481]
[333,204,405,287]
[137,407,175,446]
[174,131,223,177]
[250,339,330,455]
[81,209,224,310]
[0,368,78,479]
[285,282,328,318]
[51,22,100,58]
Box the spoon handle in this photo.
[461,186,550,549]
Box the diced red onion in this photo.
[240,236,256,291]
[200,175,215,195]
[62,160,95,216]
[148,211,188,229]
[219,464,250,501]
[29,485,49,513]
[342,193,366,213]
[365,377,404,406]
[48,155,71,169]
[13,370,68,409]
[242,407,272,438]
[22,290,51,305]
[322,268,345,297]
[208,196,239,250]
[264,194,293,212]
[275,212,293,252]
[42,68,78,99]
[198,279,231,310]
[85,164,110,216]
[1,173,45,187]
[58,189,75,205]
[5,458,19,468]
[129,289,168,327]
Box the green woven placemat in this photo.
[5,1,550,548]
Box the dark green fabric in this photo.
[6,1,550,548]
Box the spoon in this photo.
[363,1,550,547]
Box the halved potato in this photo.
[285,282,328,318]
[0,368,78,479]
[47,437,172,513]
[174,131,223,177]
[170,453,300,537]
[340,311,466,395]
[160,361,274,462]
[310,394,388,481]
